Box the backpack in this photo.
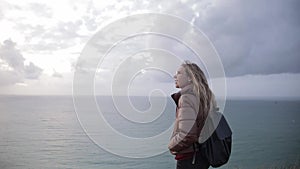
[199,111,232,168]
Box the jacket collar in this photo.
[171,84,194,106]
[171,92,181,106]
[180,84,194,95]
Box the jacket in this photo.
[168,84,204,154]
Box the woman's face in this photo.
[174,66,190,88]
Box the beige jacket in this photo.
[168,84,204,154]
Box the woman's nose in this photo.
[173,74,177,79]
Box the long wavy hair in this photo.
[182,61,216,127]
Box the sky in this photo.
[0,0,299,98]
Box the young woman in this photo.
[168,61,216,169]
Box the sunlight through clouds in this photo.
[0,0,299,97]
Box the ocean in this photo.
[0,95,299,169]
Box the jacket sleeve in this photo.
[168,94,199,152]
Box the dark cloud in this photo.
[0,39,43,86]
[0,40,25,71]
[97,0,299,77]
[24,62,43,79]
[193,0,300,76]
[79,0,300,77]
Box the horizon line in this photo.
[1,94,300,101]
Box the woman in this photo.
[168,61,216,169]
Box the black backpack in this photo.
[199,111,232,168]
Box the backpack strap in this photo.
[192,143,196,164]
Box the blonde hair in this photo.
[182,61,215,126]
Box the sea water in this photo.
[0,95,299,169]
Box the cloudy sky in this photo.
[0,0,299,98]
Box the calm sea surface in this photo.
[0,95,299,169]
